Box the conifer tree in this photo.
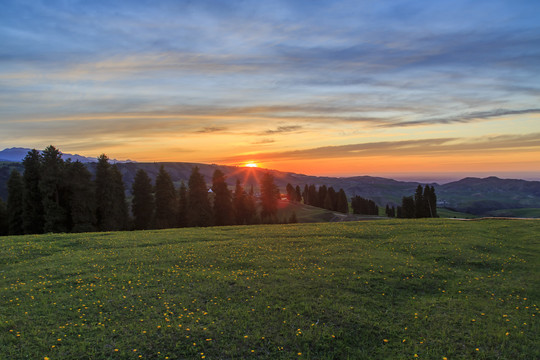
[233,179,247,225]
[414,185,425,218]
[286,183,296,202]
[110,165,129,230]
[177,182,188,227]
[22,149,44,234]
[308,184,318,207]
[302,184,309,204]
[187,167,213,227]
[260,172,279,222]
[95,155,127,231]
[401,196,415,218]
[336,189,349,213]
[0,198,7,236]
[212,169,234,226]
[65,161,96,232]
[131,169,154,230]
[154,166,177,229]
[245,185,258,224]
[40,145,68,233]
[7,170,24,235]
[318,185,328,208]
[295,185,302,202]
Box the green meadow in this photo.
[1,220,538,359]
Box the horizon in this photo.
[1,1,539,178]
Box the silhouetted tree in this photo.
[6,170,24,235]
[233,179,247,225]
[132,169,154,230]
[95,155,127,231]
[424,185,437,218]
[245,185,258,224]
[308,184,318,207]
[336,189,349,213]
[401,196,415,218]
[154,166,177,229]
[0,198,7,236]
[65,161,96,232]
[302,184,309,204]
[177,182,188,227]
[212,169,234,226]
[351,195,377,215]
[187,167,213,227]
[414,185,425,218]
[40,145,68,233]
[295,185,302,202]
[22,149,44,234]
[318,185,327,208]
[110,165,129,230]
[286,183,296,202]
[260,172,279,222]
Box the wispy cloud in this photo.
[223,133,540,162]
[264,125,303,135]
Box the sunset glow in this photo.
[1,1,539,181]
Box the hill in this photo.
[1,157,540,217]
[1,219,538,359]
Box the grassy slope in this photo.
[1,220,538,360]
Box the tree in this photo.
[187,167,213,227]
[308,185,318,207]
[286,183,296,202]
[22,149,44,234]
[40,145,68,233]
[260,172,279,222]
[233,179,247,225]
[154,166,177,229]
[302,184,309,204]
[295,185,302,202]
[7,170,24,235]
[414,185,425,218]
[0,198,7,236]
[424,185,437,218]
[65,161,96,233]
[318,185,328,208]
[132,169,154,230]
[351,195,377,215]
[95,155,127,231]
[245,185,258,225]
[401,196,415,218]
[212,169,234,226]
[110,165,129,230]
[336,189,349,214]
[177,182,188,227]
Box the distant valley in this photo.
[1,148,539,217]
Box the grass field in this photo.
[1,219,538,359]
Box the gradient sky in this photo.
[1,0,539,180]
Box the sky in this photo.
[1,0,539,181]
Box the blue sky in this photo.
[1,0,539,179]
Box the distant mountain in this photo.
[1,158,539,217]
[0,147,97,163]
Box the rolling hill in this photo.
[1,150,539,217]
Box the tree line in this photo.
[395,184,438,218]
[0,146,286,236]
[285,183,349,213]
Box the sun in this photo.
[244,162,258,168]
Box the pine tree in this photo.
[245,185,258,224]
[177,182,188,227]
[41,145,68,233]
[95,155,127,231]
[233,179,247,225]
[402,196,415,218]
[154,166,177,229]
[22,149,44,234]
[414,185,425,218]
[260,172,279,222]
[212,169,234,226]
[6,170,24,235]
[295,185,302,202]
[302,184,309,204]
[336,189,349,213]
[66,161,96,232]
[286,183,296,202]
[132,169,154,230]
[0,198,8,236]
[308,185,318,207]
[318,185,328,208]
[110,165,129,230]
[187,167,213,227]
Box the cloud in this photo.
[384,108,540,128]
[195,126,227,134]
[223,133,540,162]
[264,125,303,135]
